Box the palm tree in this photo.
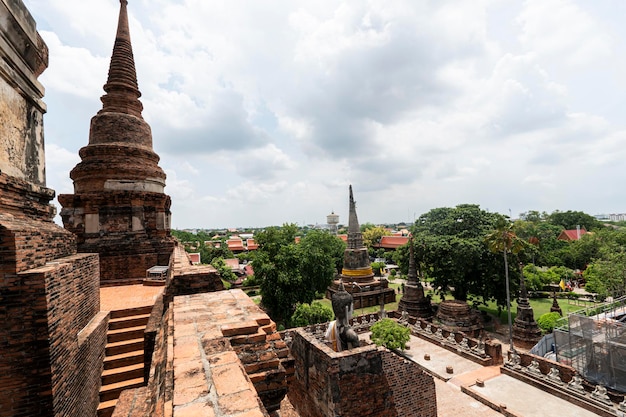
[485,216,527,352]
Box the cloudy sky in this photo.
[23,0,626,229]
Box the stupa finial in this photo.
[99,0,143,117]
[347,185,363,249]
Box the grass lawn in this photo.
[474,296,596,324]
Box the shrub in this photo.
[290,301,334,327]
[537,312,562,333]
[242,275,257,287]
[370,318,411,350]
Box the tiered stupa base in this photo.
[59,190,176,286]
[435,300,483,337]
[326,271,396,309]
[398,284,433,319]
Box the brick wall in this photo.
[289,328,436,417]
[0,250,106,417]
[381,351,437,417]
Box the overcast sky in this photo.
[23,0,626,229]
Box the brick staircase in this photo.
[97,306,152,417]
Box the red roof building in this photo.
[558,228,588,241]
[246,239,258,250]
[375,236,409,249]
[226,238,245,252]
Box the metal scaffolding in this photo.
[554,296,626,392]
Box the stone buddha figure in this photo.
[326,280,360,351]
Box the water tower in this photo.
[327,211,339,235]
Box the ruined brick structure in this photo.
[59,0,176,286]
[327,185,396,308]
[398,238,433,319]
[288,327,437,417]
[114,289,292,417]
[0,2,107,415]
[512,269,542,349]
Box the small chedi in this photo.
[326,185,396,308]
[326,280,360,351]
[512,265,542,348]
[398,238,433,319]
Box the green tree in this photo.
[253,225,345,325]
[412,204,508,304]
[485,215,528,350]
[362,226,391,254]
[290,302,334,327]
[548,210,603,231]
[370,318,411,350]
[210,257,238,283]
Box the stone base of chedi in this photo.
[435,300,483,337]
[327,279,396,309]
[398,283,433,319]
[59,190,175,286]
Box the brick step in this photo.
[110,306,153,319]
[96,399,117,417]
[102,363,144,386]
[108,326,146,343]
[109,313,151,330]
[104,350,144,370]
[106,338,144,356]
[99,377,144,403]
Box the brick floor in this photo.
[100,284,163,311]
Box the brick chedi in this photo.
[59,0,176,286]
[398,238,433,319]
[326,185,395,308]
[512,267,542,349]
[0,2,107,415]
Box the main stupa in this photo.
[59,0,176,286]
[326,185,396,309]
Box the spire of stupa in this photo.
[100,0,143,118]
[407,238,418,286]
[347,185,364,249]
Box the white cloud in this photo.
[19,0,626,228]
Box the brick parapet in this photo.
[501,351,622,417]
[170,290,280,416]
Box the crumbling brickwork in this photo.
[288,328,437,417]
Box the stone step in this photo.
[99,377,144,403]
[102,363,144,386]
[106,338,144,357]
[108,325,146,343]
[110,306,153,319]
[109,313,150,330]
[96,399,117,417]
[104,349,144,370]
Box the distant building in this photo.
[609,213,626,222]
[327,211,339,235]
